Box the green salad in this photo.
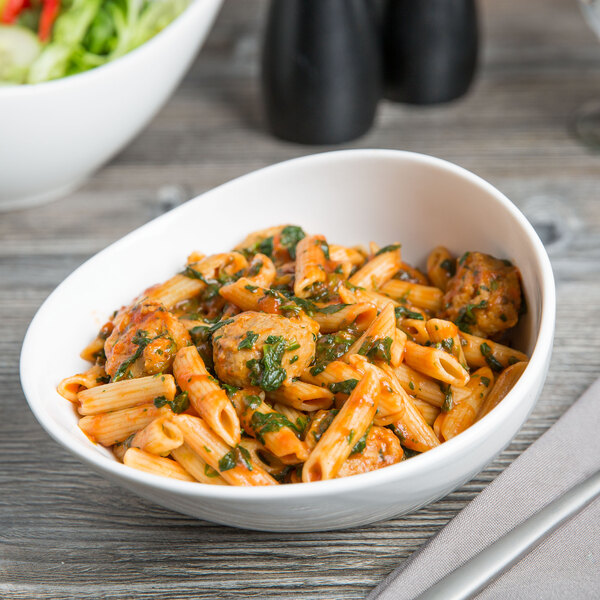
[0,0,189,84]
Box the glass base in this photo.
[571,100,600,149]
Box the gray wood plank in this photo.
[2,0,600,597]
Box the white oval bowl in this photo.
[20,149,555,532]
[0,0,223,210]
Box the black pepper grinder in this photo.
[382,0,478,105]
[261,0,380,145]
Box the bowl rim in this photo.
[20,148,556,501]
[0,0,221,96]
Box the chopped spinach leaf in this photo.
[441,337,454,353]
[351,429,369,454]
[440,384,453,412]
[310,329,358,375]
[375,243,401,256]
[247,261,263,278]
[244,395,262,410]
[316,239,330,260]
[358,336,394,363]
[222,383,239,397]
[440,258,456,276]
[455,300,488,333]
[395,305,424,321]
[153,391,189,413]
[329,379,359,395]
[238,331,259,350]
[251,411,297,444]
[219,445,253,472]
[480,342,503,372]
[280,225,306,259]
[246,335,287,391]
[258,236,274,257]
[204,464,220,478]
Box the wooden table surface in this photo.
[2,0,600,597]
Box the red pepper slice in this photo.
[1,0,28,23]
[38,0,60,42]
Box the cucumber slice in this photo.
[0,25,42,84]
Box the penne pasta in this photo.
[380,279,443,312]
[294,235,329,297]
[478,361,528,419]
[404,341,470,387]
[57,365,107,402]
[339,284,400,313]
[348,245,402,290]
[123,448,195,482]
[427,246,454,291]
[231,389,309,464]
[173,413,278,486]
[79,403,167,446]
[344,303,401,366]
[426,318,468,370]
[412,398,441,426]
[173,346,241,447]
[398,317,430,345]
[131,415,184,456]
[171,442,228,485]
[440,367,494,440]
[300,360,360,389]
[311,302,377,333]
[266,380,334,411]
[328,244,366,266]
[350,356,440,453]
[392,362,470,408]
[77,374,176,415]
[244,253,276,288]
[63,224,530,486]
[303,367,380,482]
[80,337,106,363]
[460,332,529,371]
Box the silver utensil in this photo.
[415,468,600,600]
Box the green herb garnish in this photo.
[329,379,359,395]
[238,331,259,350]
[204,464,220,478]
[440,258,456,276]
[455,300,488,333]
[375,243,401,256]
[246,335,287,392]
[153,391,189,414]
[480,342,503,372]
[351,429,369,454]
[219,445,253,472]
[358,336,394,363]
[440,384,453,412]
[280,225,306,259]
[395,306,424,321]
[251,411,297,443]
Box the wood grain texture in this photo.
[2,0,600,597]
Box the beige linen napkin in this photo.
[368,379,600,600]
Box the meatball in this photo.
[212,311,317,390]
[337,426,403,478]
[440,252,522,338]
[105,301,191,380]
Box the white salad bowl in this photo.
[0,0,223,210]
[20,149,555,532]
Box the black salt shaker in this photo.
[261,0,380,145]
[382,0,478,105]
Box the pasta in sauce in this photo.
[58,227,529,486]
